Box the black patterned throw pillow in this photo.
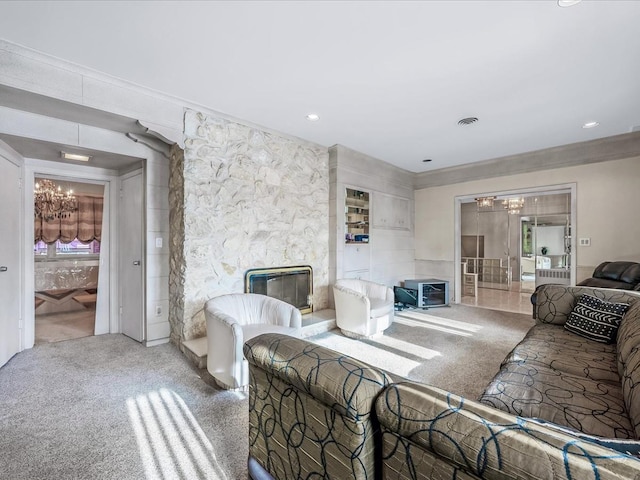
[565,294,630,343]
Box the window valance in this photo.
[35,195,103,244]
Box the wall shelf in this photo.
[345,188,369,243]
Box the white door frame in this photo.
[453,183,577,305]
[23,159,120,348]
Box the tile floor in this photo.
[35,309,95,345]
[460,281,535,315]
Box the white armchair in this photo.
[333,279,394,339]
[205,293,302,390]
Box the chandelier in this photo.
[503,197,525,215]
[475,196,496,208]
[34,179,78,221]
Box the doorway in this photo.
[33,178,105,344]
[456,185,576,314]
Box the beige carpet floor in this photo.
[1,304,534,479]
[0,334,247,480]
[309,304,534,399]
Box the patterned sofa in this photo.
[245,322,640,479]
[479,285,640,445]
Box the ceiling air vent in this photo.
[458,117,479,126]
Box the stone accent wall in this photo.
[169,143,186,345]
[169,110,329,343]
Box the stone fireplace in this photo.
[170,110,329,345]
[245,265,313,314]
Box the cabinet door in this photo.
[373,193,410,230]
[344,244,370,272]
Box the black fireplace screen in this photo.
[245,265,313,314]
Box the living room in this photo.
[1,1,640,479]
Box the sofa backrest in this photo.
[244,333,391,480]
[534,285,640,325]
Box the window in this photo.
[34,238,100,260]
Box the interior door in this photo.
[119,172,144,341]
[0,145,22,367]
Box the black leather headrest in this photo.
[620,263,640,285]
[593,261,640,283]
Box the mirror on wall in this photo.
[520,214,570,284]
[461,192,571,295]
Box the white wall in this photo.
[144,153,171,344]
[415,155,640,289]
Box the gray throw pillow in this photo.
[565,294,629,344]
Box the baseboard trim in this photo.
[145,337,170,347]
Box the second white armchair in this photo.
[333,279,394,339]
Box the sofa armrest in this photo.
[376,382,640,479]
[244,333,390,420]
[245,333,392,480]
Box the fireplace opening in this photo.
[245,265,313,314]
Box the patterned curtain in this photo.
[34,195,103,244]
[77,196,95,243]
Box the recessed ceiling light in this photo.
[558,0,582,7]
[305,113,320,122]
[582,121,599,129]
[61,151,92,162]
[458,117,479,126]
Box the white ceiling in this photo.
[1,0,639,173]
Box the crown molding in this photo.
[414,131,640,189]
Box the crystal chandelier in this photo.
[475,196,496,208]
[34,179,78,221]
[503,197,525,215]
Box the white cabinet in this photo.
[344,243,370,273]
[372,193,410,230]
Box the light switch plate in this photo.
[579,237,591,246]
[155,237,163,248]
